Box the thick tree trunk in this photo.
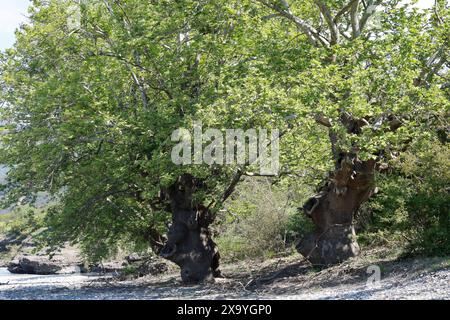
[297,154,376,265]
[160,174,220,284]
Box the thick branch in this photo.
[221,168,244,205]
[256,0,324,46]
[314,0,339,45]
[359,0,383,33]
[414,46,448,86]
[334,0,358,23]
[350,0,360,38]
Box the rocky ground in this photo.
[0,231,153,275]
[1,248,449,300]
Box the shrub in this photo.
[0,205,44,236]
[360,138,450,256]
[214,178,314,261]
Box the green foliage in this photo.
[214,178,314,261]
[0,0,448,263]
[0,0,263,260]
[360,137,450,256]
[120,264,138,276]
[0,205,45,263]
[0,206,44,236]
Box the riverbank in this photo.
[1,249,449,300]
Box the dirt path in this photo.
[1,250,449,300]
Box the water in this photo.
[0,267,120,300]
[0,267,11,276]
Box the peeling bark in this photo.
[297,155,376,265]
[160,174,220,284]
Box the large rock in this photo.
[4,231,168,276]
[8,257,64,274]
[7,240,85,275]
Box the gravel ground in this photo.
[265,269,450,300]
[0,254,449,300]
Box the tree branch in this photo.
[314,0,339,45]
[256,0,324,46]
[94,51,173,99]
[414,46,448,86]
[334,0,358,23]
[359,0,383,34]
[350,0,361,38]
[314,114,332,127]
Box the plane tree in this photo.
[251,0,449,264]
[0,0,448,283]
[0,0,280,283]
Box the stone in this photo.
[8,256,63,274]
[7,239,85,275]
[125,253,144,264]
[137,259,169,277]
[89,261,124,273]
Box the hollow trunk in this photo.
[297,154,376,266]
[159,174,220,284]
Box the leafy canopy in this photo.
[0,0,448,259]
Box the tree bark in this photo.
[297,154,376,265]
[159,174,220,284]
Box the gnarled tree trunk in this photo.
[297,154,376,265]
[160,174,220,284]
